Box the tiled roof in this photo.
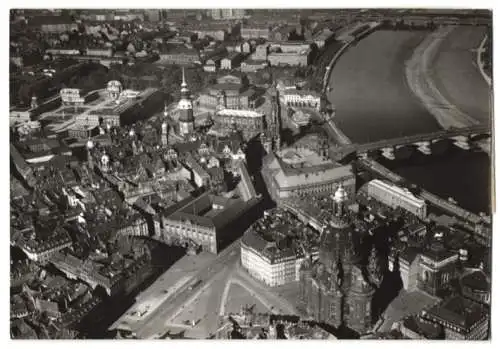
[425,295,488,330]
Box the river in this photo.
[327,28,492,215]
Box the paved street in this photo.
[127,238,241,338]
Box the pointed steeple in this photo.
[180,67,189,94]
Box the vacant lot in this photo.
[328,30,441,143]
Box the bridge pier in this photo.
[381,147,395,160]
[415,141,432,155]
[451,136,470,150]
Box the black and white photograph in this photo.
[8,6,494,341]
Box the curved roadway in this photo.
[328,30,441,143]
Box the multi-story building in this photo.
[266,42,313,67]
[417,242,459,297]
[184,153,210,188]
[214,109,265,140]
[241,231,304,287]
[399,315,443,339]
[74,86,164,127]
[158,192,257,254]
[267,50,311,67]
[221,52,244,70]
[85,47,114,57]
[45,48,81,56]
[18,228,73,264]
[198,74,260,111]
[241,25,271,40]
[158,47,201,66]
[312,28,336,49]
[211,8,246,20]
[388,247,421,291]
[422,296,489,340]
[240,208,319,287]
[367,179,428,219]
[262,146,355,203]
[253,44,270,60]
[240,59,269,72]
[28,15,78,33]
[283,89,325,111]
[145,9,161,22]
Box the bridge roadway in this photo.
[357,158,484,226]
[124,238,241,339]
[331,124,490,158]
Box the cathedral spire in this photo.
[181,67,187,88]
[180,67,189,96]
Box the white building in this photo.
[367,179,428,219]
[283,90,324,111]
[241,230,318,287]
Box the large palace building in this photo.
[198,74,260,110]
[261,134,355,202]
[298,186,385,335]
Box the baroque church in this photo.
[298,184,386,335]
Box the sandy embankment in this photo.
[405,27,480,129]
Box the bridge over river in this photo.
[329,124,491,161]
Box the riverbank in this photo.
[405,26,489,130]
[477,35,492,87]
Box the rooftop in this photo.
[277,147,330,168]
[424,295,489,331]
[216,109,264,119]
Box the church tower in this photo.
[334,183,348,217]
[346,265,376,334]
[177,68,194,137]
[270,90,281,152]
[86,138,94,170]
[161,121,169,147]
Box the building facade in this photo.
[241,230,319,287]
[241,26,270,40]
[283,90,324,111]
[214,108,265,140]
[422,296,489,340]
[367,179,428,219]
[417,243,459,297]
[262,151,355,203]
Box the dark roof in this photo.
[425,295,489,331]
[399,246,421,265]
[28,15,75,27]
[421,242,457,262]
[402,315,442,339]
[460,270,490,292]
